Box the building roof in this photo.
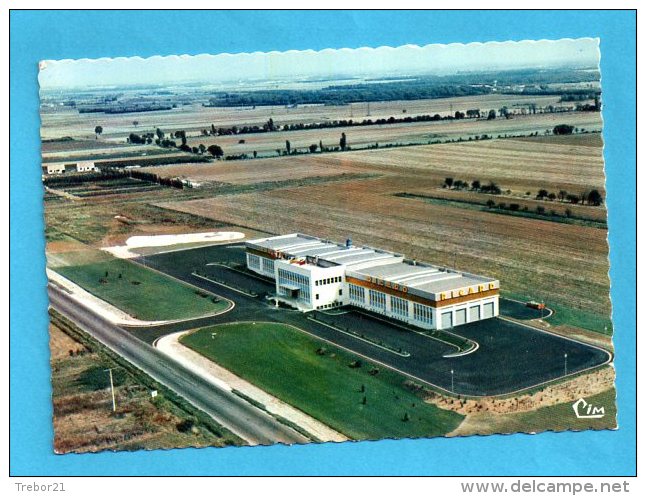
[247,233,498,298]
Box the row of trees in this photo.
[444,177,604,207]
[535,188,603,206]
[127,127,226,159]
[444,178,502,195]
[188,101,591,140]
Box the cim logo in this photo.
[572,398,605,419]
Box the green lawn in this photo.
[502,290,613,335]
[181,322,464,440]
[56,259,229,321]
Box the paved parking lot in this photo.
[129,243,611,397]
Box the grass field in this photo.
[56,258,228,321]
[181,322,464,440]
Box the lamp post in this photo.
[105,368,116,412]
[450,369,454,394]
[564,353,568,376]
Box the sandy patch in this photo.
[49,323,86,360]
[417,366,615,420]
[156,330,348,443]
[102,230,245,258]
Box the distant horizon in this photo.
[39,38,600,91]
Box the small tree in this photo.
[486,199,496,209]
[444,177,454,189]
[340,132,347,151]
[207,144,224,159]
[553,124,574,135]
[558,190,568,202]
[487,109,496,120]
[587,189,604,206]
[285,140,291,155]
[94,125,103,138]
[471,180,481,191]
[309,144,318,153]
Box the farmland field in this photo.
[174,111,601,159]
[40,94,576,141]
[148,133,604,195]
[155,132,610,330]
[55,257,230,321]
[181,322,464,440]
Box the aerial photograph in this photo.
[39,38,615,453]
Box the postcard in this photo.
[39,39,615,453]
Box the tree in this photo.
[94,125,103,138]
[207,144,224,159]
[558,190,568,202]
[471,180,481,191]
[132,120,139,127]
[156,128,164,140]
[587,189,604,206]
[553,124,574,135]
[210,124,217,135]
[548,193,557,201]
[319,140,324,152]
[253,150,257,158]
[444,177,454,189]
[566,194,580,204]
[285,140,291,155]
[309,144,318,153]
[487,109,496,120]
[486,199,496,208]
[536,189,549,200]
[198,143,206,154]
[340,132,347,151]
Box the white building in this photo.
[42,161,97,175]
[246,233,499,330]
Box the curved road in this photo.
[48,284,309,446]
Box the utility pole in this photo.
[105,368,116,412]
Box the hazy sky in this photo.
[39,38,600,90]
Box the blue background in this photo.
[10,10,636,476]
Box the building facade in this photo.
[246,233,499,330]
[42,161,97,175]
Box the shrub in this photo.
[176,419,195,433]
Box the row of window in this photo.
[247,254,261,270]
[315,276,342,286]
[277,268,310,301]
[368,289,387,311]
[316,301,342,310]
[391,296,409,317]
[262,258,275,274]
[413,302,433,324]
[349,284,365,303]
